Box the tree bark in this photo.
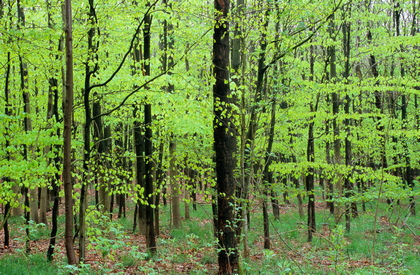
[342,16,353,232]
[63,0,77,264]
[143,1,156,254]
[170,140,181,228]
[329,14,342,222]
[133,106,147,235]
[3,49,11,248]
[213,0,239,273]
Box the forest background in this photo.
[1,0,420,274]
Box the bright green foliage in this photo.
[1,0,420,271]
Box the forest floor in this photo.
[1,197,420,274]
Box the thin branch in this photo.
[89,0,159,90]
[263,0,344,73]
[91,27,212,121]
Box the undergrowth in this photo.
[0,199,419,274]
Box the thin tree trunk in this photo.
[306,119,316,242]
[342,14,353,233]
[329,14,342,222]
[133,106,147,235]
[261,97,277,249]
[143,1,156,254]
[63,0,77,264]
[170,141,181,228]
[306,43,317,242]
[3,51,11,248]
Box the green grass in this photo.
[0,254,59,275]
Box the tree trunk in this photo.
[261,97,277,249]
[306,43,317,242]
[306,119,316,242]
[170,140,181,228]
[395,2,416,216]
[3,51,11,248]
[46,2,62,258]
[133,107,147,235]
[143,2,156,254]
[342,15,354,232]
[144,103,156,254]
[213,0,239,273]
[63,0,77,264]
[329,15,342,222]
[17,0,38,225]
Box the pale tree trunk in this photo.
[39,187,48,224]
[63,0,77,264]
[231,0,250,259]
[47,0,64,258]
[329,14,342,223]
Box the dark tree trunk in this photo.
[3,50,11,248]
[170,141,181,228]
[143,1,156,254]
[154,139,165,236]
[367,30,388,175]
[342,15,354,232]
[47,160,61,261]
[306,119,316,242]
[133,106,147,235]
[325,120,334,214]
[261,97,277,248]
[306,43,317,242]
[213,0,239,273]
[46,13,62,257]
[144,103,156,254]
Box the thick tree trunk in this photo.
[213,0,239,273]
[39,187,48,224]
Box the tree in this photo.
[213,0,239,273]
[143,0,156,255]
[63,0,77,265]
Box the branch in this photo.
[263,0,344,73]
[90,27,212,121]
[89,0,159,90]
